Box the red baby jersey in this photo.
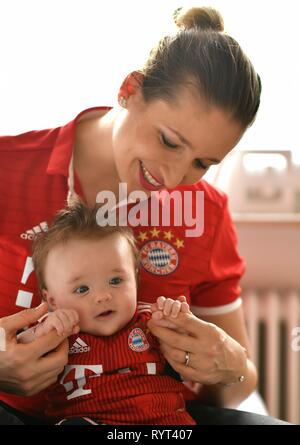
[0,107,245,417]
[45,308,195,425]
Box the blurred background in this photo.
[1,0,299,423]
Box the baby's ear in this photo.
[42,289,57,310]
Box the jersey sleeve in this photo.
[190,195,245,316]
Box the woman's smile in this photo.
[139,160,165,191]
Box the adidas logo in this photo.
[69,338,90,354]
[20,221,48,240]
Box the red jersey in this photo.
[0,107,245,417]
[45,307,195,425]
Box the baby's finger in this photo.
[151,303,159,313]
[50,317,65,336]
[72,325,80,335]
[181,302,190,313]
[176,295,187,303]
[157,296,166,310]
[55,311,74,334]
[171,301,182,318]
[151,310,163,320]
[163,298,175,316]
[64,309,79,327]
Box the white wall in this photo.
[0,0,299,154]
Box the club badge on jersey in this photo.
[136,228,185,276]
[128,328,149,352]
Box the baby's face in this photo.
[43,234,137,336]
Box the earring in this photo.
[119,96,127,108]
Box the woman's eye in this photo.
[74,285,89,295]
[109,277,123,286]
[193,158,208,170]
[161,133,179,149]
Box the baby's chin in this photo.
[81,326,118,337]
[80,313,134,337]
[82,322,124,337]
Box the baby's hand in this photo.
[35,309,80,338]
[151,296,190,321]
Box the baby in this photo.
[19,200,195,425]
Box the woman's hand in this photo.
[0,303,69,396]
[147,308,248,386]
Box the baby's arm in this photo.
[18,309,80,344]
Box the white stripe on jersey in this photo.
[137,301,152,315]
[191,298,242,316]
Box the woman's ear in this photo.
[42,289,57,310]
[118,71,144,106]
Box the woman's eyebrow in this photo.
[166,125,191,147]
[166,125,221,164]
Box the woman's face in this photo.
[112,86,244,195]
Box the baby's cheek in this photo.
[54,294,73,309]
[127,294,137,310]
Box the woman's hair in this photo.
[32,198,139,290]
[139,6,261,128]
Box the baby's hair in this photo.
[139,6,261,128]
[32,198,139,291]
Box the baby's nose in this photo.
[95,292,112,303]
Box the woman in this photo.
[0,6,286,424]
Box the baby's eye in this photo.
[161,133,179,149]
[109,277,123,286]
[74,285,89,295]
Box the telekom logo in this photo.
[60,364,103,400]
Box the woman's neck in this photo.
[73,107,120,206]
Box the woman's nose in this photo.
[180,167,205,186]
[162,162,203,188]
[162,165,186,189]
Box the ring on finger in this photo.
[184,351,190,366]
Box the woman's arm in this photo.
[148,305,256,408]
[191,306,257,408]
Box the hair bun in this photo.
[173,6,224,32]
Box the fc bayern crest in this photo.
[128,328,149,352]
[140,240,179,275]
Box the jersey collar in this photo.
[47,106,111,177]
